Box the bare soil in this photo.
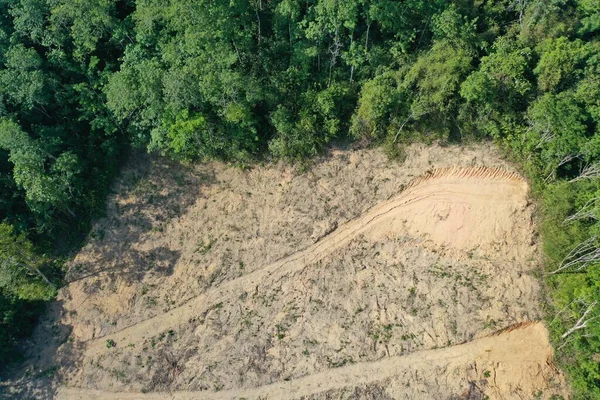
[3,143,568,399]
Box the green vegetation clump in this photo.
[0,1,598,395]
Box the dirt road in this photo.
[57,322,562,400]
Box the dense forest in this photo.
[0,0,599,395]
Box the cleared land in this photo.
[13,144,568,399]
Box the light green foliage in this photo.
[403,40,473,128]
[368,0,441,54]
[541,181,600,397]
[577,0,600,35]
[351,6,477,143]
[48,0,117,59]
[0,44,48,110]
[8,0,49,43]
[573,42,600,123]
[106,0,261,160]
[270,82,353,160]
[520,0,576,41]
[462,37,532,100]
[350,71,403,140]
[431,5,479,48]
[524,92,587,176]
[459,36,533,139]
[105,54,165,144]
[158,110,207,160]
[534,37,588,92]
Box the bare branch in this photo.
[545,154,581,183]
[570,163,600,183]
[561,301,598,340]
[544,168,556,184]
[563,197,600,225]
[327,27,342,87]
[1,257,56,289]
[550,236,600,274]
[557,154,579,168]
[510,0,529,29]
[535,123,555,148]
[558,335,578,351]
[558,333,593,351]
[550,299,577,326]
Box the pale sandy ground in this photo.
[56,322,561,400]
[1,143,568,399]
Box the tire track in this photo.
[57,322,564,400]
[80,167,528,356]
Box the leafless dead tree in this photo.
[253,0,262,44]
[510,0,529,29]
[558,332,593,351]
[550,236,600,274]
[537,125,556,147]
[563,197,600,225]
[544,154,581,183]
[327,27,342,87]
[1,251,55,289]
[561,300,598,340]
[558,154,580,168]
[570,163,600,183]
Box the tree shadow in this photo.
[0,152,218,398]
[0,300,72,399]
[65,151,216,286]
[66,246,180,286]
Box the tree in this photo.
[350,71,405,141]
[577,0,600,35]
[8,0,49,44]
[0,222,54,363]
[0,44,49,111]
[0,223,55,300]
[47,0,117,60]
[459,35,533,139]
[525,92,588,179]
[534,37,587,92]
[401,38,473,137]
[0,119,81,226]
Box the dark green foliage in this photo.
[459,35,533,140]
[0,291,45,363]
[0,0,127,369]
[0,222,55,364]
[0,0,598,395]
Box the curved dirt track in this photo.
[9,145,565,399]
[80,166,530,354]
[57,322,563,400]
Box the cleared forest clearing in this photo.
[13,144,566,399]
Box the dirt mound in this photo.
[356,166,530,251]
[11,144,566,399]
